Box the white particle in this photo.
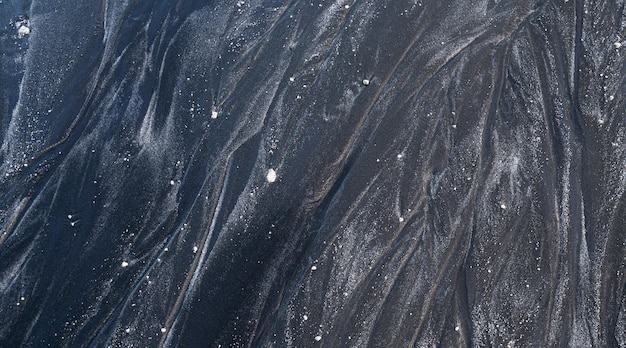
[398,216,405,223]
[121,261,129,268]
[311,265,317,271]
[615,41,622,48]
[314,335,322,341]
[161,327,167,333]
[455,326,460,332]
[609,95,615,101]
[125,328,131,333]
[266,169,277,183]
[211,110,219,119]
[18,25,30,36]
[170,180,176,186]
[67,214,73,220]
[500,203,506,210]
[289,76,295,82]
[193,246,198,253]
[344,4,350,9]
[362,78,370,86]
[303,315,308,320]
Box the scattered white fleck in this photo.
[266,169,277,183]
[397,153,404,159]
[455,326,460,332]
[125,328,131,333]
[67,214,73,220]
[314,335,322,341]
[398,216,405,223]
[311,265,317,271]
[362,78,370,86]
[344,4,350,9]
[609,95,615,101]
[193,246,199,253]
[211,110,219,119]
[452,124,457,129]
[121,261,129,268]
[303,315,308,321]
[160,327,167,333]
[170,180,176,186]
[615,41,622,49]
[500,203,507,210]
[289,76,295,82]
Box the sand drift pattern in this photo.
[0,0,625,347]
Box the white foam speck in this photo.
[121,261,129,268]
[615,41,622,48]
[303,314,308,320]
[211,110,219,119]
[315,335,322,341]
[311,265,317,271]
[266,169,277,183]
[362,78,370,86]
[160,327,167,333]
[170,180,176,186]
[193,246,198,253]
[399,216,405,223]
[125,328,131,333]
[455,326,460,332]
[500,203,507,210]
